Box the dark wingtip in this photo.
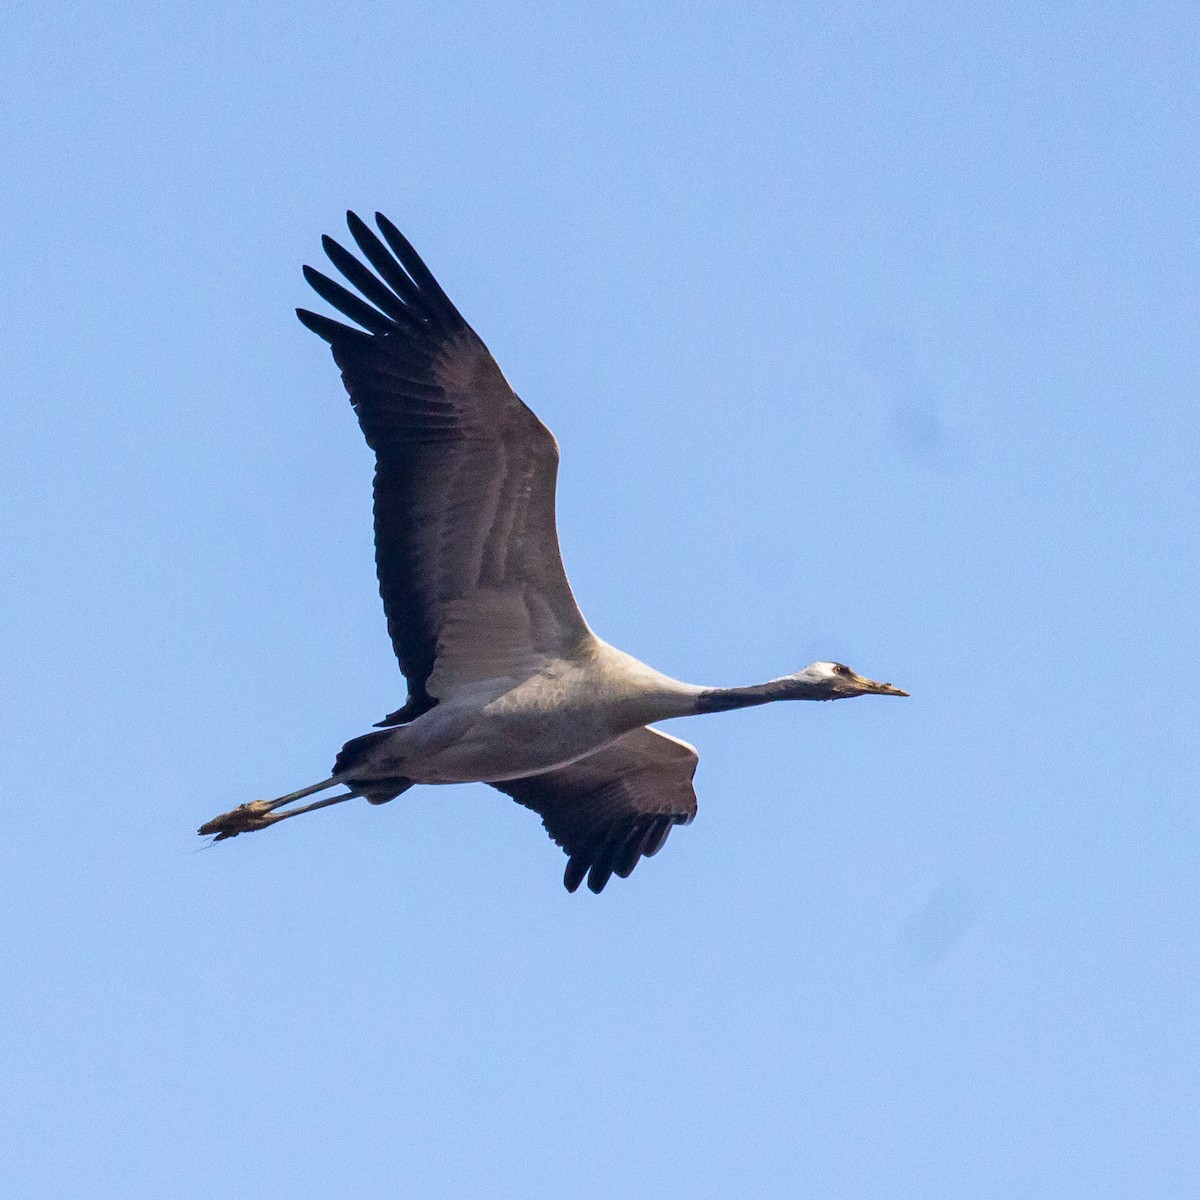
[297,306,369,345]
[374,212,413,256]
[296,306,336,341]
[302,263,394,335]
[587,861,614,894]
[369,213,465,329]
[564,857,587,893]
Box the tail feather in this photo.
[333,729,413,804]
[360,777,414,805]
[333,729,392,775]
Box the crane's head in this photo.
[789,661,909,700]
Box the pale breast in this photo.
[396,641,700,784]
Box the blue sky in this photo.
[2,2,1198,1196]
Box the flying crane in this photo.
[199,213,907,892]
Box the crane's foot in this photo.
[198,800,285,841]
[198,778,357,842]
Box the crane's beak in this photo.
[851,672,909,697]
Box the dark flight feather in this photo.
[301,265,396,336]
[491,727,698,893]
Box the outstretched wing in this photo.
[298,213,592,723]
[491,727,699,893]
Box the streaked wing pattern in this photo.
[491,727,699,893]
[298,213,592,723]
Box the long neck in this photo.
[692,676,831,714]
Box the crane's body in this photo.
[200,213,907,892]
[343,640,698,786]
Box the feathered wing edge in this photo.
[296,212,474,726]
[490,728,699,894]
[296,213,586,729]
[296,211,467,345]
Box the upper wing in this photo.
[298,213,592,722]
[491,727,699,893]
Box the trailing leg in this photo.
[198,775,347,841]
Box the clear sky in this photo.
[2,2,1197,1196]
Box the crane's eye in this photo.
[833,664,850,676]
